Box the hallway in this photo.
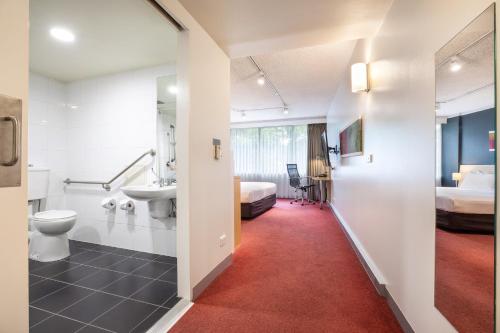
[171,200,401,332]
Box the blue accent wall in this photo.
[441,117,459,187]
[441,108,495,187]
[461,108,495,164]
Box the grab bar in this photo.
[64,149,156,191]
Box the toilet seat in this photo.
[33,210,77,222]
[30,210,78,261]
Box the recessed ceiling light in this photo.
[68,104,78,109]
[168,85,178,95]
[50,27,75,43]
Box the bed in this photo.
[436,165,495,233]
[241,182,277,219]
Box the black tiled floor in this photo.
[158,266,177,283]
[154,255,177,265]
[130,280,177,306]
[52,265,101,284]
[111,247,138,257]
[85,253,128,269]
[60,292,122,323]
[92,299,157,332]
[29,259,53,272]
[29,307,52,328]
[29,240,179,333]
[30,279,68,303]
[163,296,182,309]
[30,314,84,333]
[66,250,107,264]
[108,257,149,273]
[75,269,126,290]
[29,274,45,286]
[130,306,169,333]
[77,325,111,333]
[132,252,160,260]
[31,261,81,278]
[31,285,94,313]
[102,275,152,297]
[131,261,174,279]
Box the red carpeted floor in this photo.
[435,229,494,333]
[170,200,402,333]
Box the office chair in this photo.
[287,164,315,206]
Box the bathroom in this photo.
[27,1,181,332]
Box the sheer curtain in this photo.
[231,125,307,198]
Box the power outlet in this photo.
[219,234,227,248]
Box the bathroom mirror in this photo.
[434,4,495,332]
[157,75,177,184]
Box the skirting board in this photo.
[328,202,414,333]
[192,254,233,300]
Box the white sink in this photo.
[121,185,176,219]
[120,185,176,201]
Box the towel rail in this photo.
[63,149,156,191]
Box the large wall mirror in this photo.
[435,4,496,332]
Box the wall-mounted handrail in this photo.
[63,149,156,191]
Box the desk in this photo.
[311,176,331,209]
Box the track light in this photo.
[283,106,289,115]
[241,111,246,118]
[450,57,462,72]
[257,72,266,86]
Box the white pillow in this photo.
[459,172,495,190]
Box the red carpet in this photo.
[435,229,494,333]
[170,200,402,332]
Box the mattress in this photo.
[241,182,277,203]
[436,187,494,215]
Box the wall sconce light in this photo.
[351,63,369,93]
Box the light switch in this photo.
[366,154,373,163]
[213,138,221,160]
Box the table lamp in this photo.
[452,172,462,187]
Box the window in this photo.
[231,125,307,197]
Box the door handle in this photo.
[1,116,20,166]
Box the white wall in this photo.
[0,0,29,331]
[159,0,233,300]
[28,73,67,210]
[327,1,496,332]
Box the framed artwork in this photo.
[339,118,363,157]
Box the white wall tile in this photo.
[61,65,176,255]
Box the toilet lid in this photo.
[33,210,77,222]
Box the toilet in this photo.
[28,168,77,262]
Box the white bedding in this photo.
[436,187,494,214]
[241,182,277,203]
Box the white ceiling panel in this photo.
[231,41,356,123]
[30,0,177,82]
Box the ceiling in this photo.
[436,6,494,118]
[230,41,356,123]
[30,0,178,82]
[178,0,393,57]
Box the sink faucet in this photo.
[151,168,167,187]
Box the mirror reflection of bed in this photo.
[434,5,495,333]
